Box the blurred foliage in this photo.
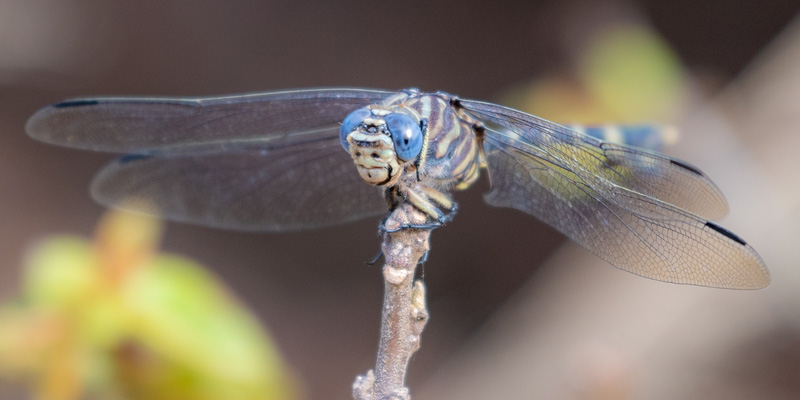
[501,23,686,124]
[0,209,298,400]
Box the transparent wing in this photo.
[91,126,387,231]
[26,88,396,230]
[459,100,728,220]
[26,88,395,153]
[458,99,769,289]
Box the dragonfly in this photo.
[26,88,769,289]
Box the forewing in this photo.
[459,100,769,289]
[92,128,387,231]
[27,88,394,230]
[459,99,729,220]
[26,88,395,153]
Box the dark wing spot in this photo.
[670,159,703,176]
[705,222,747,246]
[118,154,152,164]
[52,99,100,108]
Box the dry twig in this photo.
[353,201,431,400]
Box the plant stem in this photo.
[353,202,431,400]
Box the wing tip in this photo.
[722,267,771,290]
[748,275,772,290]
[702,221,771,289]
[26,98,97,141]
[25,106,55,142]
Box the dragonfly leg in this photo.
[380,184,458,233]
[366,250,383,265]
[419,185,458,224]
[421,186,453,210]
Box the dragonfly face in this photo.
[339,106,425,187]
[25,88,770,289]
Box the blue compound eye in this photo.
[340,108,372,151]
[385,113,423,161]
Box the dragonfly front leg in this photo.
[381,183,458,233]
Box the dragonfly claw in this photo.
[439,202,458,224]
[378,202,458,233]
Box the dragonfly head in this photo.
[340,106,424,186]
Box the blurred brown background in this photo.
[2,0,800,399]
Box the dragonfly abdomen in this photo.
[566,124,677,152]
